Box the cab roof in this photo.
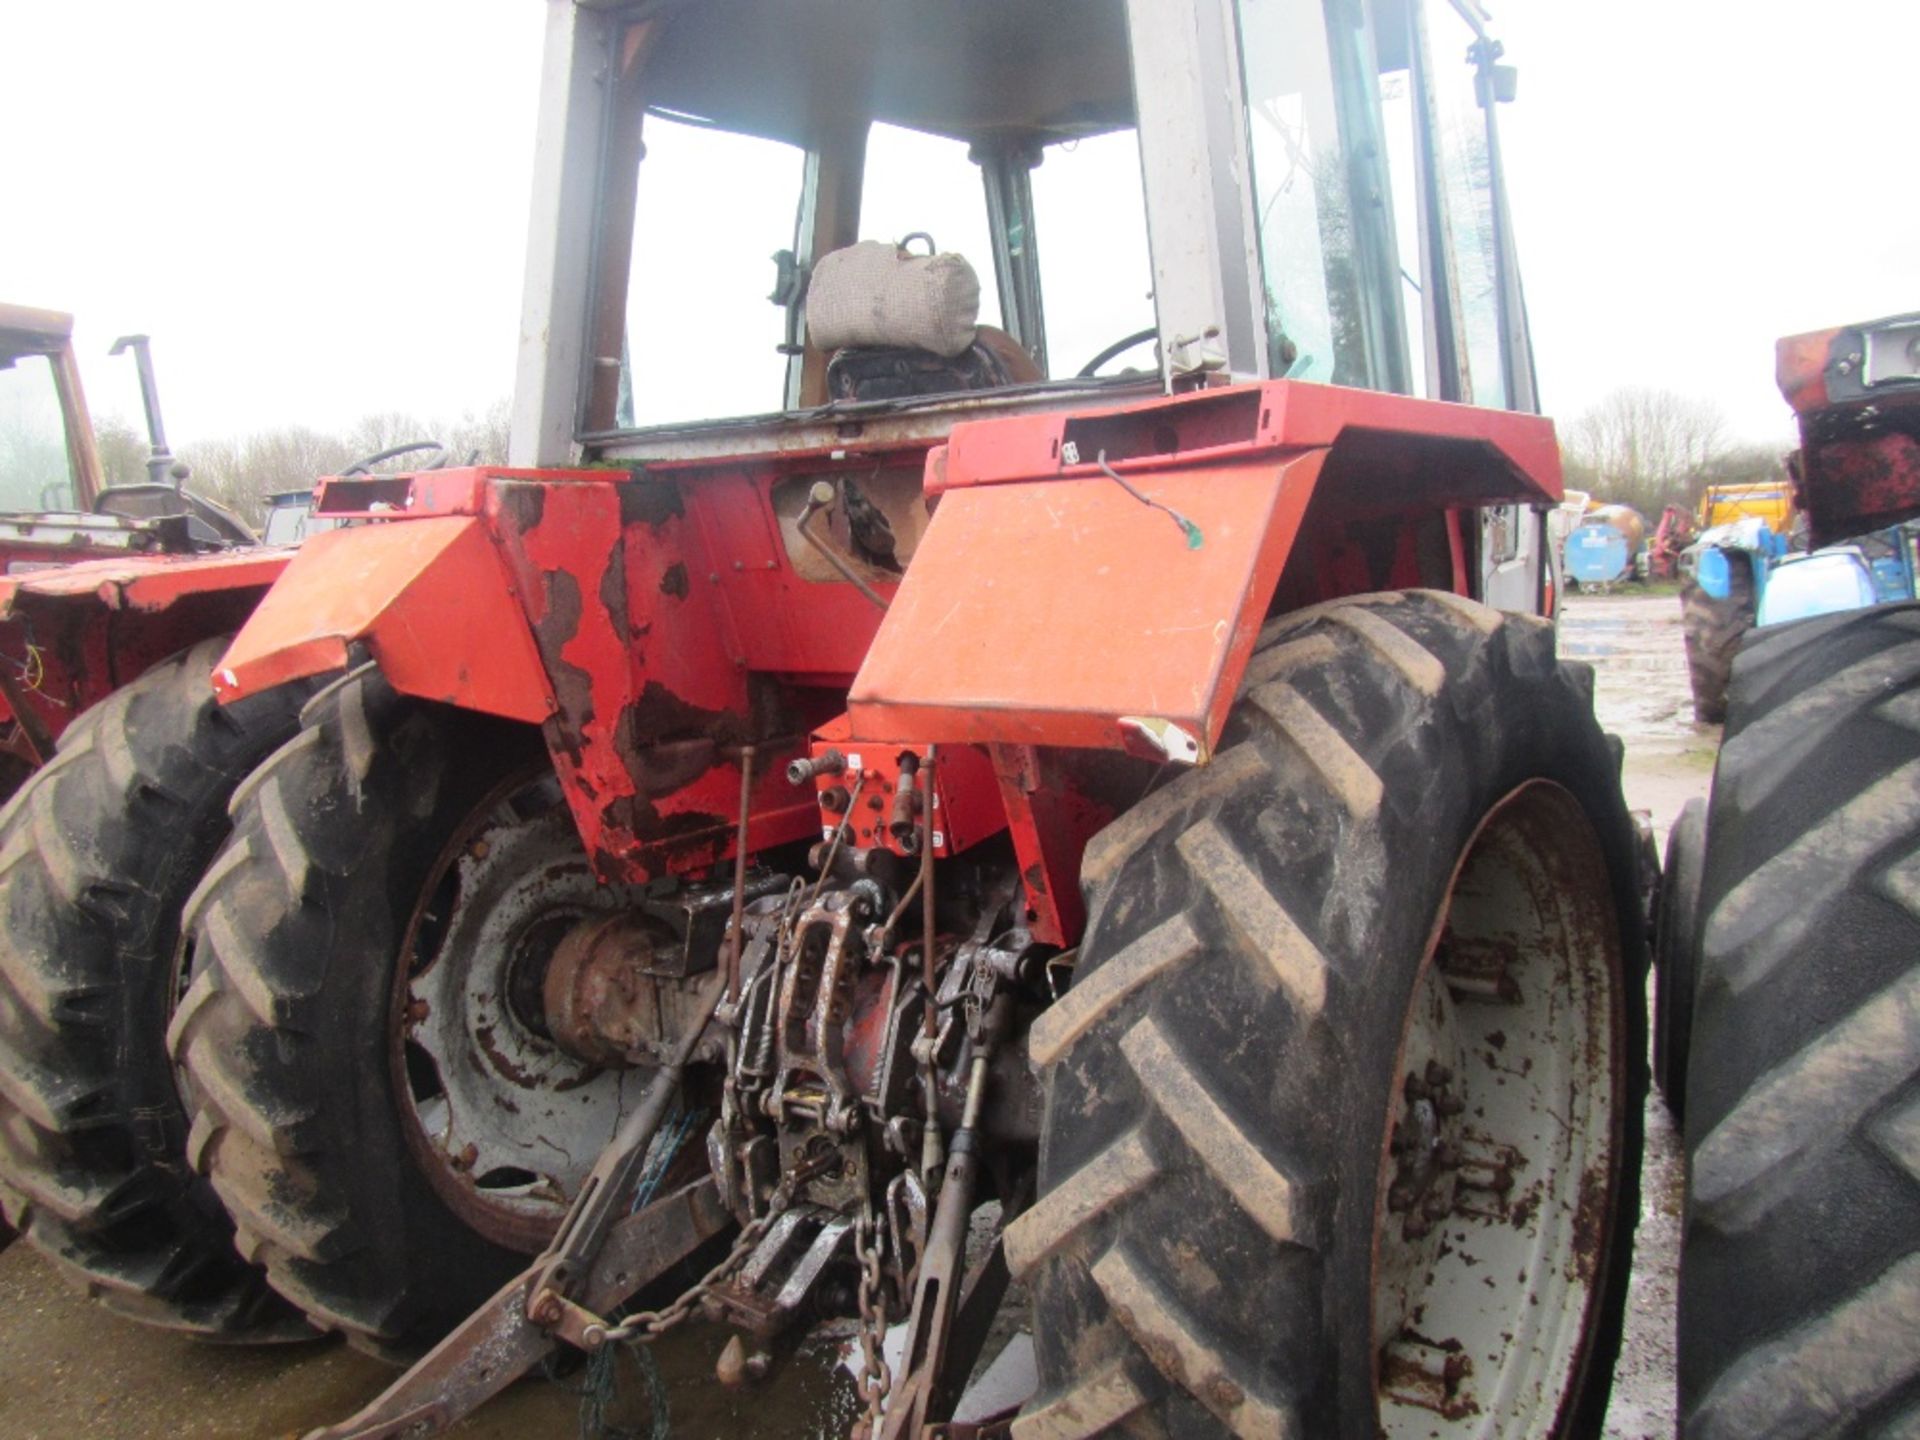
[630,0,1134,146]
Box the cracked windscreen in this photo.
[1237,0,1368,386]
[1427,2,1508,408]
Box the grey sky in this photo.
[4,0,1914,449]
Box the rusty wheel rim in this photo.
[390,766,645,1252]
[1372,781,1625,1436]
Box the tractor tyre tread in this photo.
[0,639,312,1339]
[172,669,538,1354]
[1653,797,1708,1122]
[1015,590,1648,1437]
[1681,560,1757,725]
[1680,600,1920,1439]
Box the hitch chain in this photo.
[602,1177,798,1346]
[851,1206,894,1439]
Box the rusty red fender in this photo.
[848,379,1563,762]
[0,545,295,765]
[214,516,553,722]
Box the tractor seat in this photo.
[806,239,1040,402]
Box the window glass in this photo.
[622,115,806,427]
[858,124,1003,330]
[1425,5,1506,407]
[1375,69,1430,397]
[1239,0,1409,389]
[1031,130,1155,378]
[0,354,74,512]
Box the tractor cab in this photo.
[0,304,255,561]
[519,0,1534,431]
[510,0,1547,609]
[0,304,106,516]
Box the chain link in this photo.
[844,1213,894,1436]
[602,1177,797,1345]
[850,1208,893,1440]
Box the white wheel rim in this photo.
[1373,781,1624,1438]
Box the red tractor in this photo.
[0,5,1650,1437]
[1647,503,1698,582]
[0,306,291,790]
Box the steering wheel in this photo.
[1077,327,1159,379]
[341,440,446,476]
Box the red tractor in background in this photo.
[0,304,290,794]
[1647,503,1698,581]
[1,4,1652,1437]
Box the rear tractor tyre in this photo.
[0,639,312,1337]
[171,669,661,1353]
[1011,590,1648,1438]
[1681,556,1756,724]
[1679,603,1920,1438]
[1653,797,1707,1122]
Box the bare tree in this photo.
[87,415,158,490]
[169,403,511,528]
[1561,387,1731,515]
[441,398,512,467]
[178,426,357,524]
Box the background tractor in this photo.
[1678,466,1920,721]
[1658,310,1920,1437]
[0,3,1651,1437]
[0,303,293,797]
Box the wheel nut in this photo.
[1425,1061,1453,1087]
[1422,1190,1451,1220]
[1404,1072,1429,1101]
[1387,1181,1416,1213]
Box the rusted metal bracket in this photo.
[798,480,891,611]
[302,1177,729,1440]
[880,995,1012,1439]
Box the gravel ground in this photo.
[0,591,1707,1439]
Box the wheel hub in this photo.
[396,792,649,1251]
[540,912,685,1068]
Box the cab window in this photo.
[621,114,807,428]
[1032,130,1155,379]
[0,353,75,512]
[1424,3,1507,407]
[857,123,1005,331]
[1236,0,1408,391]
